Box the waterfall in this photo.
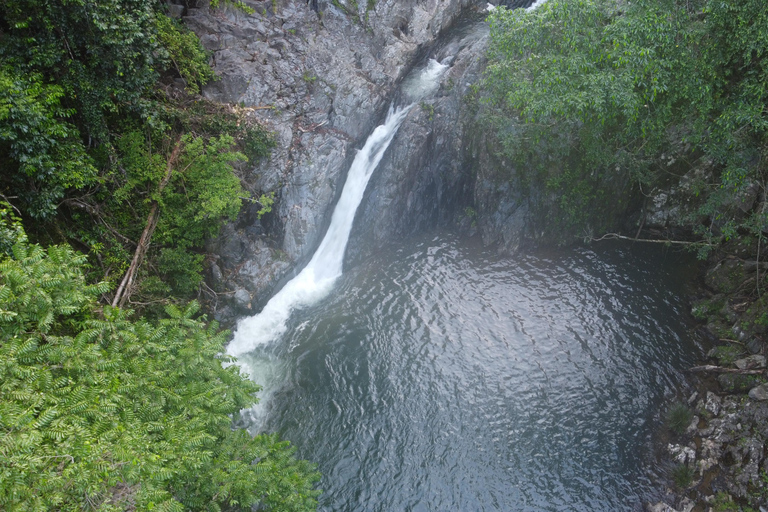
[226,105,411,357]
[227,59,448,363]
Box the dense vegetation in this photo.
[0,214,319,511]
[0,0,274,309]
[484,0,767,254]
[1,1,318,510]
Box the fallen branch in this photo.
[588,232,708,246]
[240,105,275,111]
[718,338,746,346]
[297,120,328,133]
[688,365,765,375]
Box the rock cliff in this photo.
[185,0,484,319]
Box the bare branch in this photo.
[0,194,22,215]
[112,138,183,308]
[587,232,709,246]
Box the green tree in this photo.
[483,0,768,248]
[0,218,320,511]
[0,0,219,220]
[0,68,97,219]
[1,0,276,306]
[109,131,247,307]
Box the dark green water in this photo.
[248,233,700,511]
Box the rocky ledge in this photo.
[649,252,768,512]
[650,388,768,512]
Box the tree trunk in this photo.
[111,140,182,308]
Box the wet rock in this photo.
[644,163,713,230]
[667,443,696,465]
[731,180,760,213]
[705,259,746,294]
[210,262,224,289]
[720,302,739,324]
[646,503,680,512]
[167,3,185,18]
[732,324,749,342]
[727,436,764,498]
[646,192,677,227]
[696,438,721,475]
[233,288,252,310]
[686,415,700,435]
[704,391,722,416]
[748,338,764,354]
[213,304,235,324]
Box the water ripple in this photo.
[261,233,701,511]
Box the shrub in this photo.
[670,464,695,489]
[0,230,321,511]
[666,402,694,435]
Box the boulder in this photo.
[734,355,766,370]
[748,383,768,401]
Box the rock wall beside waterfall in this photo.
[468,124,640,254]
[346,17,489,264]
[188,0,484,320]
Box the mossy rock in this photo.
[709,345,745,365]
[691,295,726,322]
[705,259,746,294]
[707,320,736,342]
[739,296,768,337]
[717,373,762,394]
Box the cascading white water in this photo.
[226,60,449,408]
[227,105,411,358]
[526,0,548,11]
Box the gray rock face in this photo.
[644,164,712,230]
[676,392,768,508]
[348,16,489,263]
[735,355,766,370]
[467,114,637,254]
[191,0,485,319]
[646,503,680,512]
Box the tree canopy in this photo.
[483,0,768,250]
[0,215,320,511]
[0,2,315,509]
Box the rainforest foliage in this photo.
[0,216,320,511]
[484,0,768,251]
[0,1,318,510]
[0,0,274,308]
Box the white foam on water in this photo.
[401,59,449,103]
